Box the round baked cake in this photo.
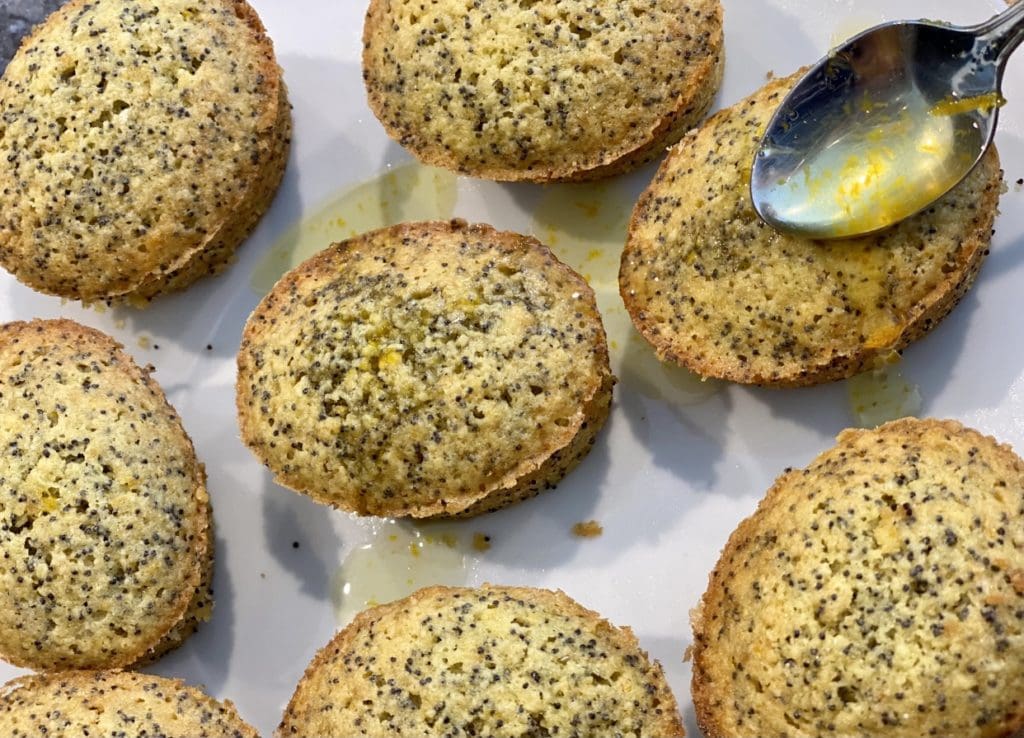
[0,0,290,304]
[237,220,613,518]
[0,319,212,670]
[363,0,723,181]
[280,585,684,737]
[0,671,257,737]
[619,72,1003,386]
[692,418,1024,737]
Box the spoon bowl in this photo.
[752,4,1024,240]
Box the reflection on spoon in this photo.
[250,163,457,294]
[752,4,1024,239]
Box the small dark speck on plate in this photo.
[292,541,300,549]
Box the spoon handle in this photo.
[972,1,1024,66]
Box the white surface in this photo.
[0,0,1022,735]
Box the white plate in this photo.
[1,0,1022,735]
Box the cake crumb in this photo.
[572,520,604,538]
[137,336,151,349]
[472,533,492,552]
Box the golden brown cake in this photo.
[692,418,1024,737]
[237,220,613,518]
[620,72,1002,386]
[0,319,212,670]
[0,671,257,737]
[363,0,723,181]
[280,585,684,737]
[0,0,290,304]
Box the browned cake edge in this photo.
[123,74,292,305]
[133,491,215,666]
[278,584,685,737]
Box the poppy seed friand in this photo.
[620,72,1002,387]
[0,319,212,670]
[280,585,685,737]
[692,418,1024,738]
[362,0,723,182]
[236,220,614,519]
[0,0,290,304]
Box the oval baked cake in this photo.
[237,220,613,518]
[0,0,290,305]
[0,671,257,737]
[692,418,1024,738]
[362,0,723,181]
[0,319,212,670]
[279,585,684,737]
[619,72,1003,387]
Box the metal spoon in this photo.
[750,3,1024,240]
